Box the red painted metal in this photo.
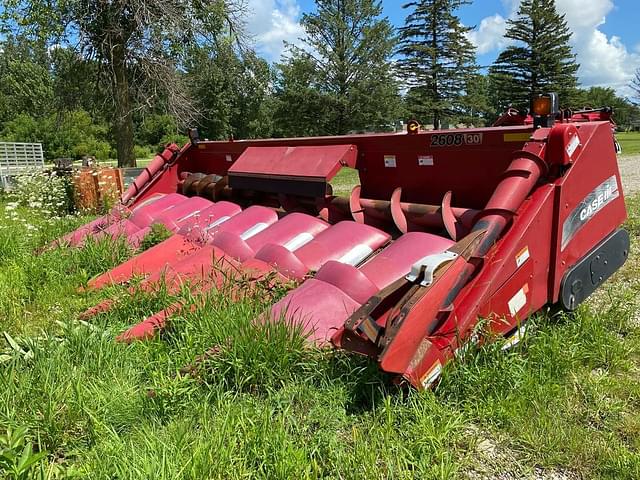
[87,200,243,289]
[229,144,357,179]
[55,112,628,390]
[121,145,182,204]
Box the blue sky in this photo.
[246,0,640,97]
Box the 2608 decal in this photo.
[430,133,483,147]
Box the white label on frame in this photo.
[418,155,434,166]
[566,135,580,158]
[515,246,530,268]
[384,155,397,168]
[508,285,528,317]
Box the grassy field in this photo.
[0,195,638,479]
[618,132,640,157]
[71,156,155,169]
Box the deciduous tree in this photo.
[187,43,275,140]
[631,68,640,105]
[0,37,54,121]
[2,0,246,167]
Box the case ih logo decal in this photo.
[430,133,483,147]
[561,175,619,250]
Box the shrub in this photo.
[5,169,73,217]
[70,138,113,161]
[136,114,188,152]
[0,110,113,161]
[133,145,154,161]
[158,133,189,151]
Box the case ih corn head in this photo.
[58,96,629,390]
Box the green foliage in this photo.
[0,36,54,122]
[272,56,332,137]
[0,426,48,480]
[139,223,173,251]
[0,38,116,160]
[1,0,246,167]
[490,0,580,110]
[274,0,403,136]
[49,47,106,115]
[0,195,636,478]
[575,87,640,129]
[159,133,189,149]
[0,114,41,144]
[0,110,113,161]
[0,60,53,119]
[397,0,478,129]
[0,38,109,162]
[136,114,180,151]
[133,145,154,161]
[453,73,493,126]
[186,44,275,140]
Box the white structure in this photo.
[0,142,45,189]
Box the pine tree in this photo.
[397,0,477,129]
[490,0,579,110]
[275,0,402,136]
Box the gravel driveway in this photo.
[618,155,640,196]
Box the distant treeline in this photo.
[1,0,639,165]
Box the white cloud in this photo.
[556,0,613,29]
[470,0,640,96]
[245,0,305,61]
[572,30,637,93]
[557,0,639,96]
[467,14,508,55]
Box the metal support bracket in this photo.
[406,251,459,286]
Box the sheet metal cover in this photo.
[228,145,357,181]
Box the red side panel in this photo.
[550,122,627,300]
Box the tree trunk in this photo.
[433,111,441,130]
[112,42,136,168]
[431,9,440,130]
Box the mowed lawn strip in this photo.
[0,194,637,479]
[618,131,640,157]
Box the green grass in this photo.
[330,167,360,197]
[618,131,640,157]
[0,197,638,479]
[66,156,156,169]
